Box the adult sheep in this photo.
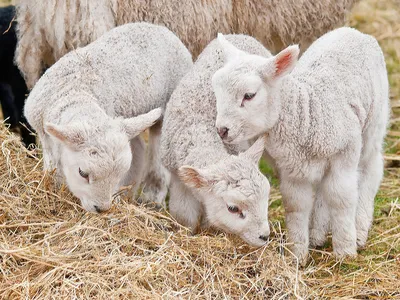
[15,0,359,89]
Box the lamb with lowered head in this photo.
[212,27,389,262]
[161,34,272,247]
[24,22,192,212]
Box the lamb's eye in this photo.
[243,93,256,101]
[227,205,239,213]
[79,168,89,180]
[241,93,256,107]
[227,205,245,218]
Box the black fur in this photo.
[0,5,35,147]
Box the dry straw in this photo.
[0,123,306,299]
[1,0,400,298]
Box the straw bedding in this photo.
[0,124,306,298]
[0,0,400,298]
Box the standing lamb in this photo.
[24,22,192,212]
[212,27,389,262]
[15,0,359,89]
[161,35,272,247]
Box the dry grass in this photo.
[0,0,399,298]
[0,0,13,7]
[0,124,306,299]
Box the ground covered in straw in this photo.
[1,0,400,298]
[0,124,305,298]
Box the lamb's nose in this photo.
[94,205,104,213]
[217,127,229,139]
[259,235,269,242]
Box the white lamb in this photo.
[24,23,193,212]
[160,35,273,247]
[212,27,390,261]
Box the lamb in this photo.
[160,34,272,247]
[0,5,34,148]
[24,22,193,212]
[212,27,389,262]
[15,0,359,89]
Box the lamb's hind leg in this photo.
[309,187,330,248]
[322,154,359,257]
[141,121,170,207]
[356,150,384,248]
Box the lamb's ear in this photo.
[45,123,85,147]
[217,33,244,63]
[241,135,266,165]
[122,107,162,139]
[261,45,300,81]
[178,165,216,189]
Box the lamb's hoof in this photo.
[291,243,309,267]
[141,169,169,207]
[140,185,167,208]
[356,230,368,249]
[333,244,357,259]
[309,228,327,248]
[136,197,165,212]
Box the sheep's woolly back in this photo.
[15,0,116,88]
[233,0,358,52]
[15,0,358,89]
[115,0,232,59]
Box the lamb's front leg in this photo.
[169,173,202,232]
[119,136,146,199]
[41,134,63,185]
[322,158,358,257]
[141,121,170,207]
[280,177,314,265]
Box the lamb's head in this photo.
[45,108,162,212]
[178,136,271,247]
[212,33,300,144]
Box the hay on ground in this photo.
[0,0,399,298]
[0,123,305,299]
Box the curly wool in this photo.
[15,0,358,89]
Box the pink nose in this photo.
[217,127,229,139]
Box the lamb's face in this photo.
[212,34,300,144]
[212,62,271,144]
[207,158,271,247]
[179,136,271,247]
[45,108,162,212]
[61,131,132,212]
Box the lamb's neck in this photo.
[269,75,312,139]
[185,123,233,169]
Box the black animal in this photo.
[0,5,35,147]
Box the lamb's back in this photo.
[294,27,386,116]
[77,22,193,117]
[277,27,388,157]
[25,23,192,131]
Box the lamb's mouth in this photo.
[222,134,241,145]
